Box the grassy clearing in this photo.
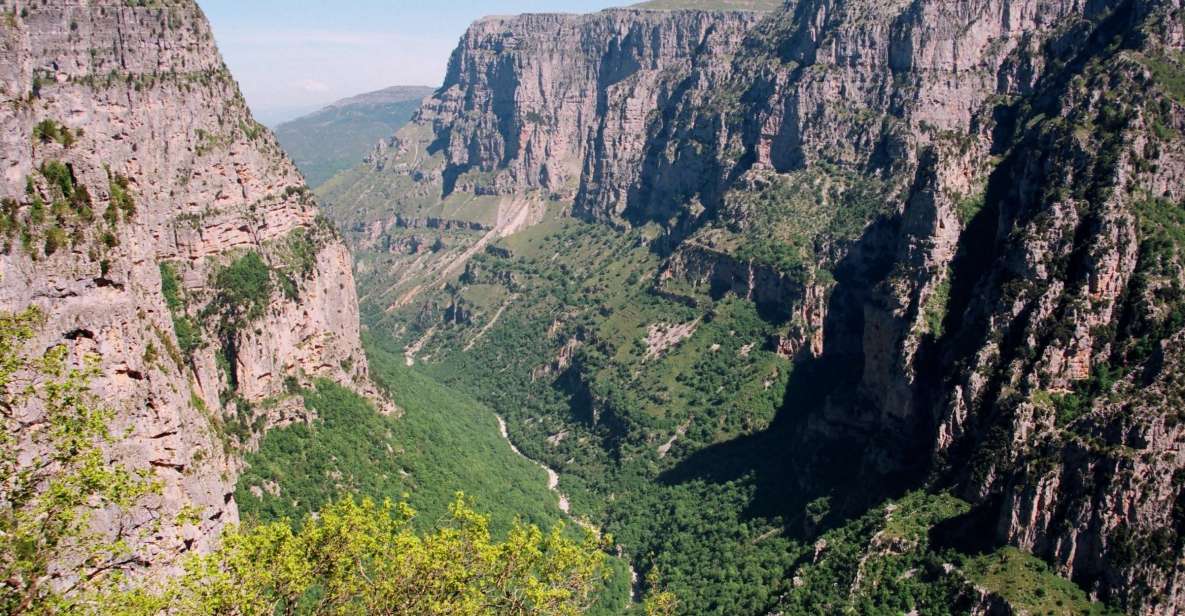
[963,548,1121,616]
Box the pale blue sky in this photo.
[197,1,623,125]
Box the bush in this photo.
[40,160,74,198]
[43,226,68,256]
[121,495,607,616]
[107,172,136,222]
[32,119,75,147]
[209,251,273,330]
[160,262,201,357]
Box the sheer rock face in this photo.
[418,9,765,202]
[0,0,371,574]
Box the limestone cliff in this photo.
[0,0,373,575]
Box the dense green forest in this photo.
[359,218,1120,615]
[236,341,562,533]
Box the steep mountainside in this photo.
[317,8,766,317]
[0,0,374,574]
[324,1,1185,614]
[274,85,434,188]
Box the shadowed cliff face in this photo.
[0,0,374,575]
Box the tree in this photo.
[642,569,678,616]
[122,494,608,616]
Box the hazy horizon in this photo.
[197,1,623,125]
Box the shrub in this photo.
[40,160,74,198]
[160,262,201,357]
[32,119,75,147]
[43,226,68,256]
[108,172,136,221]
[209,251,274,331]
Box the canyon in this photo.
[2,0,1184,614]
[318,0,1185,614]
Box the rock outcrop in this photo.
[0,0,373,575]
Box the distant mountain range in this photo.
[274,86,435,188]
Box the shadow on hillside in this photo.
[656,212,927,537]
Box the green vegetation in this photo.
[366,219,802,613]
[124,496,607,616]
[956,191,986,225]
[772,491,1121,615]
[43,225,68,255]
[1142,51,1185,105]
[0,307,617,615]
[0,308,160,615]
[0,164,122,258]
[159,262,201,357]
[206,251,273,334]
[237,341,565,536]
[776,491,970,614]
[107,171,136,223]
[350,206,1125,613]
[40,160,75,198]
[725,168,892,276]
[32,118,77,147]
[922,277,951,337]
[963,548,1120,615]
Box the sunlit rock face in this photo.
[0,0,374,575]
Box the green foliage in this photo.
[40,160,74,198]
[111,495,606,616]
[160,262,201,357]
[160,262,184,312]
[726,169,892,276]
[642,569,678,616]
[277,228,320,278]
[32,119,76,147]
[1041,363,1124,427]
[28,197,45,226]
[923,278,951,337]
[956,191,986,225]
[207,251,273,335]
[238,344,564,536]
[0,308,160,615]
[1142,51,1185,105]
[963,547,1121,615]
[773,491,1119,615]
[107,171,136,223]
[0,307,610,616]
[43,225,68,255]
[372,221,797,613]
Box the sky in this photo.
[198,1,624,126]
